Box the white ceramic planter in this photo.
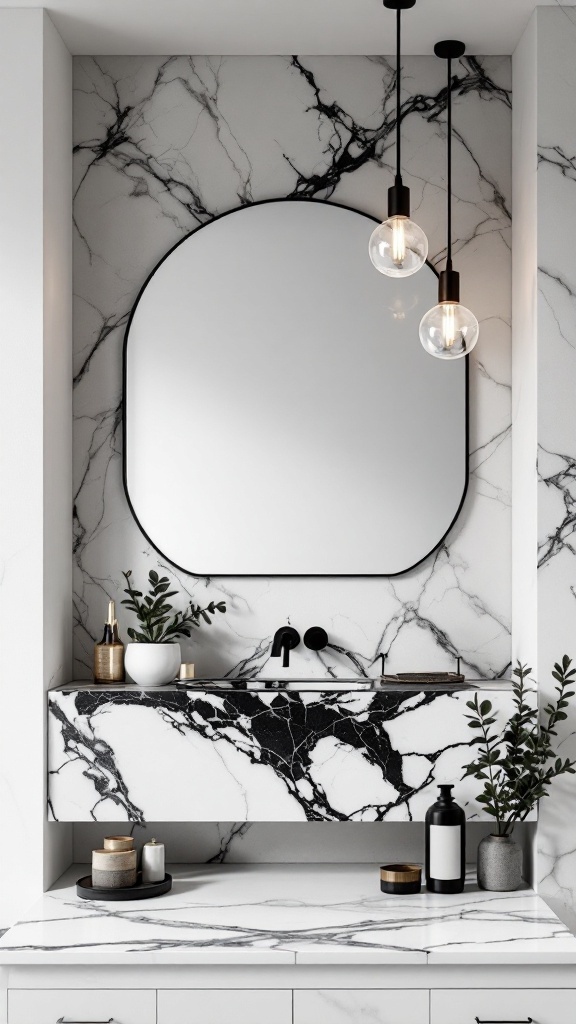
[125,642,181,687]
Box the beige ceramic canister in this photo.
[103,835,134,853]
[92,848,137,888]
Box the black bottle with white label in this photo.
[425,784,465,893]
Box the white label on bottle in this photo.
[429,824,461,880]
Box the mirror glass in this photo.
[124,200,467,576]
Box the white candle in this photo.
[142,838,165,883]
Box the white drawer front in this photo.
[294,990,429,1024]
[431,989,576,1024]
[158,989,291,1024]
[8,989,156,1024]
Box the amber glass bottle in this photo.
[93,600,125,683]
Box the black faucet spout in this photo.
[271,626,301,669]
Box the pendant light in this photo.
[369,0,428,278]
[419,40,479,359]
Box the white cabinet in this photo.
[157,989,292,1024]
[7,981,576,1024]
[431,989,576,1024]
[294,990,429,1024]
[7,989,156,1024]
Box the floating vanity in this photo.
[48,680,521,823]
[0,864,574,1024]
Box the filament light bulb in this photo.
[419,300,479,360]
[369,215,428,279]
[392,217,406,264]
[442,303,456,348]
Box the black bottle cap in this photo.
[438,784,454,801]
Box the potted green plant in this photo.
[121,569,226,687]
[463,656,576,891]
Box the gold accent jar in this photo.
[380,863,421,895]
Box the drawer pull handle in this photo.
[475,1019,533,1023]
[56,1018,114,1023]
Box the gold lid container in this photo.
[380,863,422,895]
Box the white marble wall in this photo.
[512,8,576,910]
[73,55,512,682]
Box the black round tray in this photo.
[77,872,172,901]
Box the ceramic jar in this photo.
[142,839,165,883]
[92,848,137,888]
[477,833,523,891]
[125,642,181,687]
[103,835,134,852]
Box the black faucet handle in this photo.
[303,626,328,652]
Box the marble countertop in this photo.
[53,679,513,693]
[0,864,575,966]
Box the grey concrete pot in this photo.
[477,834,523,891]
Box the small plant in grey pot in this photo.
[463,656,576,891]
[122,569,226,687]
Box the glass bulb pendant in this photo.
[419,300,479,359]
[369,215,428,279]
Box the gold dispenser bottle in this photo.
[93,600,125,683]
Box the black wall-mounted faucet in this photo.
[271,626,301,668]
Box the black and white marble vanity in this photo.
[48,680,519,823]
[0,864,574,1024]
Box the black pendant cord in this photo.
[395,5,402,184]
[446,55,452,272]
[434,39,465,303]
[386,1,415,221]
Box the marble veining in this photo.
[48,684,519,823]
[0,864,574,966]
[73,55,512,682]
[532,8,576,912]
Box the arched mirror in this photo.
[124,199,467,576]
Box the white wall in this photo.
[43,12,74,894]
[0,9,72,928]
[512,10,538,671]
[513,7,576,909]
